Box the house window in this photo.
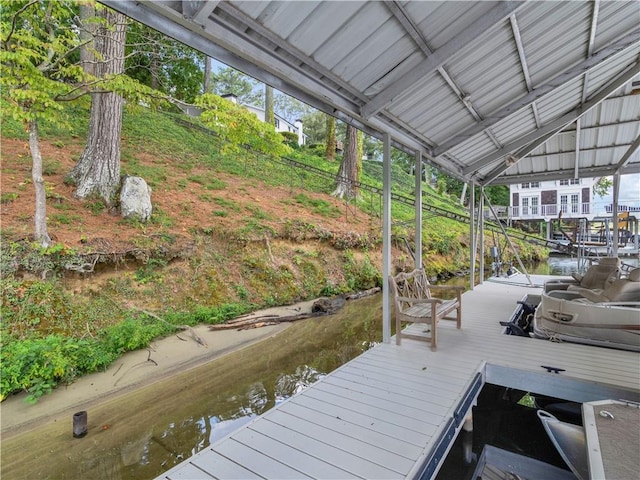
[521,183,530,189]
[560,194,580,214]
[531,182,540,188]
[560,179,580,186]
[274,118,280,129]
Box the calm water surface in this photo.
[4,256,637,479]
[2,295,382,480]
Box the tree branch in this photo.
[1,0,38,45]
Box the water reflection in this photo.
[1,295,382,480]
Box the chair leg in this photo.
[396,316,402,345]
[431,314,437,351]
[456,306,462,329]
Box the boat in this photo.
[533,268,640,352]
[539,400,640,480]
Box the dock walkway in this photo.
[158,276,640,479]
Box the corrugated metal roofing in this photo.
[103,0,640,186]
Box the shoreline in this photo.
[0,299,319,438]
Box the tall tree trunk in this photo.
[325,115,336,161]
[265,85,274,125]
[203,56,212,93]
[29,119,51,248]
[332,124,360,199]
[69,9,126,206]
[79,3,96,77]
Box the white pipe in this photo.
[382,133,392,343]
[469,182,475,291]
[415,151,423,269]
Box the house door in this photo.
[522,196,539,216]
[561,194,579,214]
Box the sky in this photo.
[596,173,640,214]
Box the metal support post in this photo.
[382,133,392,343]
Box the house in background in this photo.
[222,93,306,146]
[509,177,599,222]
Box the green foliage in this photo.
[593,177,613,198]
[187,174,226,190]
[207,67,261,105]
[125,21,204,103]
[342,252,381,291]
[195,93,292,158]
[280,131,299,146]
[0,335,114,403]
[85,199,106,215]
[1,192,18,204]
[292,193,341,218]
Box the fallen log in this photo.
[208,312,314,331]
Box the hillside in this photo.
[0,106,546,401]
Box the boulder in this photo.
[120,176,152,221]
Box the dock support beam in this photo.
[479,187,485,284]
[382,133,392,344]
[612,172,620,257]
[470,182,475,290]
[415,151,423,270]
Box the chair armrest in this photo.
[426,285,465,292]
[395,296,443,305]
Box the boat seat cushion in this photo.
[573,268,640,303]
[546,258,620,293]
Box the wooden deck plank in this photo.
[336,364,463,397]
[264,409,416,473]
[232,428,359,479]
[213,439,311,479]
[189,450,263,480]
[277,401,424,458]
[164,463,215,480]
[158,276,640,480]
[301,387,439,434]
[327,371,457,411]
[310,381,448,426]
[249,419,402,479]
[288,394,429,446]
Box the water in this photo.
[1,295,382,480]
[4,257,637,479]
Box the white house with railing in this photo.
[509,178,600,221]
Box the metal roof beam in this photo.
[526,143,636,159]
[487,163,640,186]
[183,1,219,26]
[615,135,640,173]
[385,0,497,138]
[581,0,600,104]
[433,27,640,157]
[214,1,368,103]
[464,60,640,176]
[361,1,524,119]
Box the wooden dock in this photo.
[158,276,640,480]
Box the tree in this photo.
[300,110,326,144]
[325,115,336,161]
[125,21,204,102]
[332,124,360,199]
[68,7,127,205]
[208,67,260,105]
[195,93,291,158]
[265,84,274,125]
[1,1,91,246]
[593,177,613,198]
[203,56,212,93]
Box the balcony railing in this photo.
[509,203,592,219]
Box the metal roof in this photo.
[102,0,640,186]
